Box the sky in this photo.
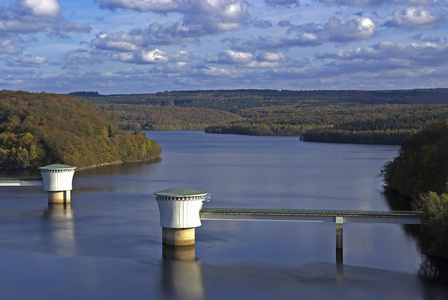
[0,0,448,94]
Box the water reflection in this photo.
[384,190,448,284]
[160,245,205,300]
[42,203,76,257]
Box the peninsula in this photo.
[0,90,161,169]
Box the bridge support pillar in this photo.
[336,216,343,264]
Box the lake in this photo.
[0,131,447,299]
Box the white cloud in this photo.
[38,72,58,79]
[204,66,241,77]
[324,17,376,42]
[315,0,436,5]
[171,51,198,62]
[95,0,248,35]
[225,50,254,64]
[0,17,53,34]
[0,38,22,54]
[117,67,145,75]
[21,0,60,17]
[265,0,299,6]
[259,52,287,62]
[92,32,144,51]
[316,41,448,70]
[4,55,47,67]
[63,50,103,69]
[207,49,286,68]
[111,49,169,64]
[141,49,169,63]
[390,7,441,29]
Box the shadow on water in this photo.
[42,203,76,257]
[76,158,162,177]
[384,189,448,285]
[160,245,206,300]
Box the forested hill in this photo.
[382,121,448,259]
[70,89,448,110]
[0,90,161,169]
[70,89,448,144]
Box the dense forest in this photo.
[98,104,243,131]
[71,89,448,145]
[383,120,448,259]
[0,90,161,169]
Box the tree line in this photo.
[71,89,448,145]
[382,120,448,261]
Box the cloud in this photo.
[91,1,249,51]
[387,7,442,29]
[278,20,293,27]
[54,22,92,34]
[17,0,60,17]
[117,67,145,75]
[0,38,22,54]
[171,51,198,63]
[227,16,376,53]
[203,67,241,78]
[96,0,248,40]
[265,0,300,6]
[316,41,448,70]
[314,0,436,6]
[295,17,376,43]
[253,19,274,28]
[95,0,248,34]
[144,21,203,44]
[0,1,83,38]
[207,49,286,68]
[4,55,47,67]
[63,50,103,69]
[92,32,145,51]
[0,6,54,34]
[111,49,169,64]
[411,33,442,42]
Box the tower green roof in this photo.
[39,164,76,170]
[154,187,207,197]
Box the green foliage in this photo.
[73,89,448,144]
[414,192,448,223]
[98,104,243,131]
[72,89,448,108]
[0,90,161,169]
[413,192,448,260]
[383,120,448,199]
[206,104,448,143]
[382,121,448,260]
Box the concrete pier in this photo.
[162,228,196,247]
[336,216,344,264]
[154,188,208,246]
[39,164,76,204]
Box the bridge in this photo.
[200,208,422,264]
[200,208,422,224]
[0,177,43,187]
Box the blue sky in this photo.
[1,0,447,94]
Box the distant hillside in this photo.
[98,103,243,131]
[0,90,161,169]
[72,89,448,144]
[72,89,448,109]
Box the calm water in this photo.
[0,131,447,299]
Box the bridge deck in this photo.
[200,208,422,224]
[0,178,43,187]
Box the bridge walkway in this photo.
[200,208,422,224]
